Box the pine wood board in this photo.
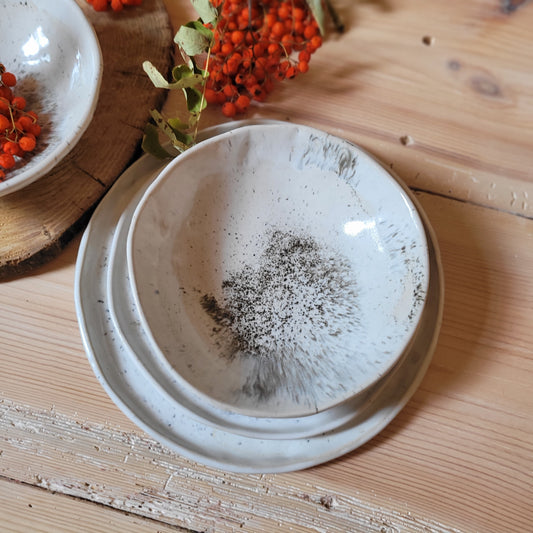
[1,192,531,532]
[0,0,173,280]
[0,477,190,533]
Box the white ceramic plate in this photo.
[126,123,430,418]
[75,121,444,473]
[0,0,102,196]
[106,163,390,440]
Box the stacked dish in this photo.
[0,0,102,196]
[75,121,444,473]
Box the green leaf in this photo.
[167,117,189,131]
[190,56,208,77]
[186,20,214,41]
[150,109,192,152]
[169,122,194,146]
[143,61,204,90]
[174,22,212,56]
[183,87,206,114]
[172,64,194,82]
[191,0,218,24]
[142,123,174,159]
[306,0,325,35]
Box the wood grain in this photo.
[0,0,173,280]
[0,477,189,533]
[1,193,531,532]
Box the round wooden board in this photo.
[0,0,174,280]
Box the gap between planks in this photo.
[0,474,191,533]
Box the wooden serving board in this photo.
[0,0,174,280]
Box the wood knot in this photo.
[501,0,531,13]
[470,75,502,98]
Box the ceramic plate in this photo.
[126,123,430,418]
[75,120,444,473]
[0,0,102,196]
[106,165,390,440]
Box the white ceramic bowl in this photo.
[127,123,430,418]
[0,0,102,196]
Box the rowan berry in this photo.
[293,20,305,35]
[297,60,309,73]
[310,35,323,49]
[231,30,245,45]
[0,153,15,170]
[303,24,318,40]
[204,88,219,104]
[234,72,246,85]
[19,135,36,152]
[221,42,234,55]
[223,83,238,98]
[0,115,10,132]
[27,123,42,137]
[3,141,22,157]
[281,34,294,54]
[88,0,109,11]
[1,71,16,87]
[221,101,237,117]
[267,42,281,55]
[0,86,13,102]
[293,7,306,21]
[278,4,291,20]
[285,66,297,79]
[0,97,9,113]
[235,94,250,113]
[248,84,266,101]
[11,96,26,110]
[265,13,277,28]
[298,50,311,63]
[271,21,285,39]
[16,115,34,132]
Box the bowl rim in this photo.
[0,0,103,197]
[126,122,431,418]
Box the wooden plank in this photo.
[0,476,189,532]
[0,0,173,279]
[0,192,531,532]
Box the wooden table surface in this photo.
[1,0,532,531]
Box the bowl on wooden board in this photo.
[0,0,102,197]
[126,122,430,419]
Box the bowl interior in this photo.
[127,123,430,418]
[0,0,102,196]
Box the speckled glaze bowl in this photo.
[0,0,102,196]
[126,123,430,418]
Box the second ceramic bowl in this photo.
[126,123,430,418]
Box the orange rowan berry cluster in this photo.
[0,63,42,181]
[86,0,142,12]
[204,0,322,117]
